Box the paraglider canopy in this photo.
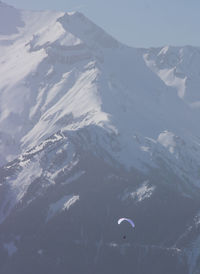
[117,218,135,228]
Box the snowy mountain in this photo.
[0,2,200,274]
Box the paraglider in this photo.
[118,218,135,239]
[117,218,135,228]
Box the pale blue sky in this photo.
[3,0,200,48]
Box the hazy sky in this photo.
[2,0,200,48]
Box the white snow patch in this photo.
[143,48,186,99]
[18,159,31,168]
[108,242,118,248]
[140,146,150,152]
[4,242,18,256]
[194,211,200,226]
[157,131,176,154]
[158,46,170,56]
[22,132,63,156]
[46,195,79,221]
[131,181,155,202]
[0,157,42,224]
[158,68,186,98]
[9,159,42,202]
[37,249,43,255]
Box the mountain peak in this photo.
[57,11,119,49]
[0,1,14,8]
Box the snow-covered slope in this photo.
[1,2,200,274]
[143,45,200,104]
[0,2,119,165]
[1,2,200,184]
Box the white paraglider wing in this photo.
[118,218,135,228]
